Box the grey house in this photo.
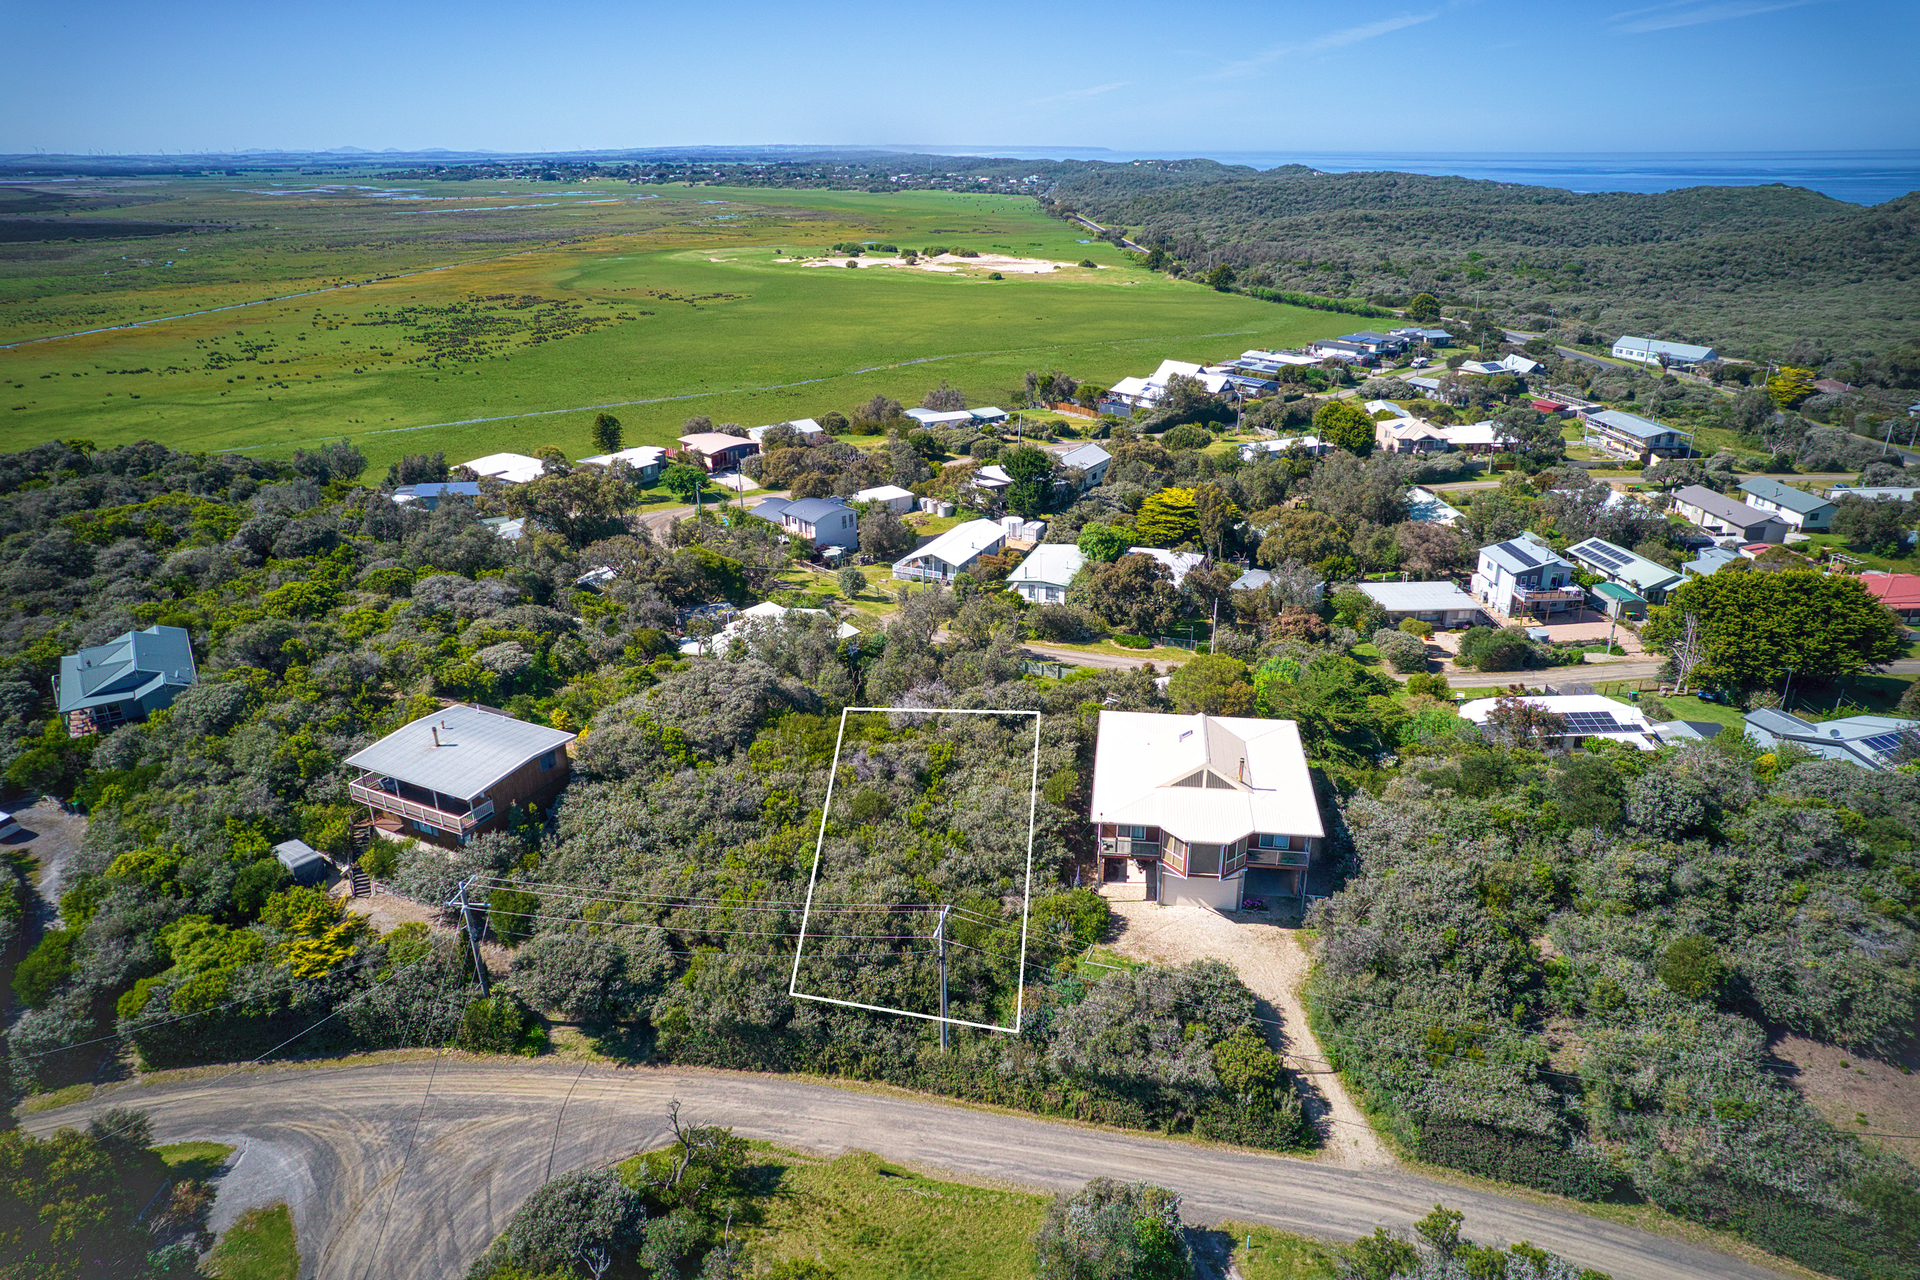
[56,625,198,737]
[1470,536,1583,619]
[1737,477,1835,532]
[752,496,860,550]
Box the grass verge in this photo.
[156,1140,236,1179]
[204,1202,299,1280]
[1220,1220,1338,1279]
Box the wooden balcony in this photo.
[1247,848,1309,868]
[350,775,494,837]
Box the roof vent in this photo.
[1830,729,1841,738]
[431,726,440,747]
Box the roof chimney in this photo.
[431,726,440,747]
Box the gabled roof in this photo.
[1089,711,1323,845]
[853,484,915,503]
[747,418,824,443]
[1682,545,1742,576]
[1738,476,1835,516]
[1405,486,1463,525]
[752,497,793,521]
[897,519,1005,569]
[1459,694,1660,750]
[57,625,197,713]
[1479,538,1574,577]
[1231,567,1271,591]
[780,497,853,525]
[1059,442,1112,471]
[1008,543,1086,587]
[1566,537,1682,592]
[1673,485,1784,529]
[344,704,576,799]
[1364,399,1412,418]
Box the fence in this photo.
[1021,659,1071,679]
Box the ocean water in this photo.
[931,147,1920,206]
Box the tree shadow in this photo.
[1185,1225,1238,1280]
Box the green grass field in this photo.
[204,1201,299,1280]
[155,1139,236,1179]
[1,179,1360,472]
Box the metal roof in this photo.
[1008,544,1086,587]
[1358,580,1479,612]
[1586,409,1676,441]
[1674,485,1783,529]
[1592,581,1646,603]
[1614,336,1716,362]
[897,519,1005,570]
[57,625,197,713]
[781,497,853,525]
[1738,477,1834,516]
[1567,538,1681,592]
[344,704,575,800]
[1059,443,1112,471]
[1479,538,1572,577]
[1089,712,1324,844]
[393,482,481,499]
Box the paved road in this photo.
[29,1060,1789,1280]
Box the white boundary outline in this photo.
[787,705,1042,1034]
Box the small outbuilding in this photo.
[272,838,329,886]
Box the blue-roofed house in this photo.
[1737,477,1835,532]
[1682,545,1744,577]
[1391,327,1454,347]
[1565,537,1683,604]
[751,496,860,549]
[56,625,197,737]
[391,481,483,510]
[1580,408,1693,461]
[1470,534,1583,619]
[1742,709,1920,770]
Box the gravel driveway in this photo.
[1103,901,1394,1168]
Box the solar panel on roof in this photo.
[1579,543,1630,569]
[1501,542,1539,568]
[1860,733,1906,755]
[1560,711,1625,735]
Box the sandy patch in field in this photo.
[1771,1032,1920,1168]
[1104,900,1395,1168]
[782,252,1098,275]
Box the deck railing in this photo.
[350,779,493,835]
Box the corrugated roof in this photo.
[1358,580,1479,611]
[1567,537,1680,591]
[782,497,852,524]
[1674,485,1783,529]
[1059,443,1112,471]
[1009,544,1086,587]
[1586,409,1674,441]
[1479,538,1572,577]
[1738,477,1833,516]
[344,704,575,799]
[898,519,1004,570]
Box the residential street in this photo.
[29,1061,1792,1280]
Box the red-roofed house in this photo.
[1857,571,1920,625]
[1531,399,1568,415]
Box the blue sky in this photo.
[6,0,1914,155]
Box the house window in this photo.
[539,751,557,771]
[1258,833,1292,850]
[1127,825,1149,841]
[1189,843,1222,876]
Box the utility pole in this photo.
[448,878,489,996]
[935,904,952,1051]
[1210,594,1219,655]
[1782,668,1794,714]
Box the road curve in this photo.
[28,1059,1789,1280]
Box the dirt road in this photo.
[1105,902,1393,1169]
[27,1062,1790,1280]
